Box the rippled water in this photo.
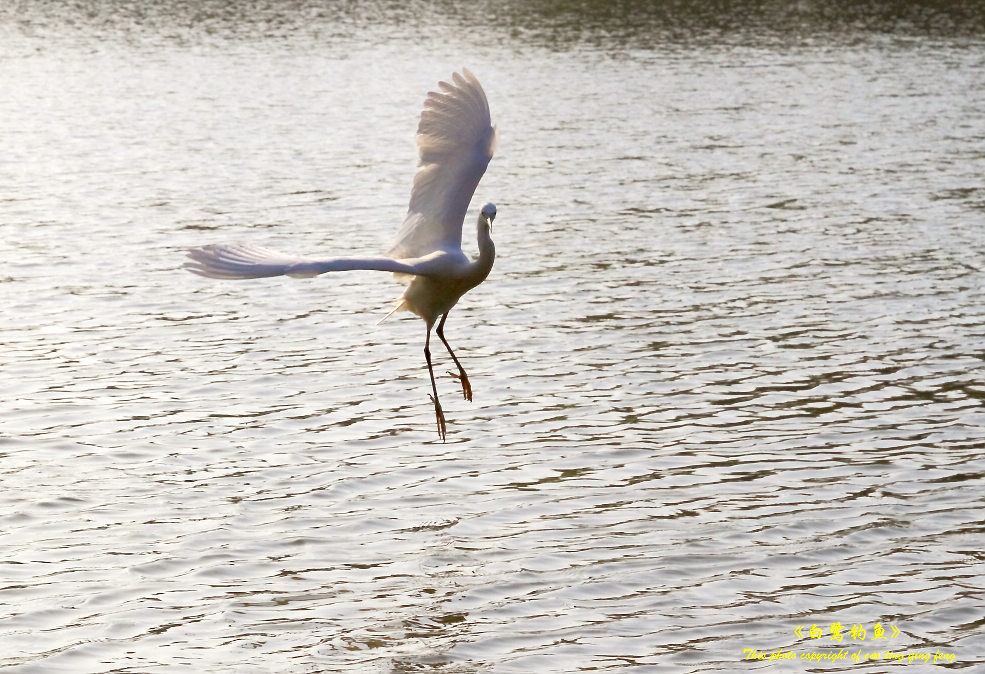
[2,3,985,671]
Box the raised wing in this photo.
[388,69,496,260]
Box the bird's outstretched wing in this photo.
[185,244,312,279]
[388,69,497,260]
[185,244,455,280]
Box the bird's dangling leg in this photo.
[437,313,472,402]
[425,327,447,441]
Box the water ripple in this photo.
[1,10,984,674]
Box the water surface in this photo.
[2,3,984,671]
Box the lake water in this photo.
[2,2,984,671]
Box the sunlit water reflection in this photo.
[2,3,984,671]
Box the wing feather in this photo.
[388,69,496,260]
[185,244,457,280]
[185,244,311,279]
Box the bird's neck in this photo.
[472,219,496,280]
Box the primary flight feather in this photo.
[185,69,498,441]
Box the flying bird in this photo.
[185,69,498,441]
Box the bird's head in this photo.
[480,202,497,229]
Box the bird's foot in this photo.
[429,394,447,442]
[446,370,473,402]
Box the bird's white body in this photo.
[185,69,498,439]
[392,217,495,326]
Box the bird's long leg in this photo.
[437,312,472,402]
[425,327,447,441]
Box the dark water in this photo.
[2,2,984,672]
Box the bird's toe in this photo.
[429,394,447,441]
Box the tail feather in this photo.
[377,299,408,325]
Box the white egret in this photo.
[185,69,498,441]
